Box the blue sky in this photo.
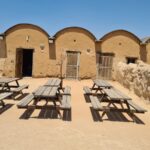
[0,0,150,39]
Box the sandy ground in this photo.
[0,78,150,150]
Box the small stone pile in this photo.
[116,61,150,101]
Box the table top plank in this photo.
[33,86,47,96]
[42,87,53,96]
[46,79,52,85]
[113,88,131,100]
[0,78,20,83]
[103,88,131,100]
[0,92,13,100]
[44,78,61,86]
[103,88,119,99]
[55,79,61,86]
[49,87,58,97]
[33,86,58,98]
[93,79,112,88]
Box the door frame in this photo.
[96,52,114,80]
[16,48,23,77]
[65,51,80,79]
[15,48,34,77]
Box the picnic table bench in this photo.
[0,92,13,107]
[17,94,34,108]
[83,86,92,94]
[59,86,71,110]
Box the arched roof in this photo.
[53,26,97,40]
[100,29,141,43]
[4,23,50,37]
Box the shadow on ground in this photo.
[13,93,29,101]
[0,104,14,115]
[19,106,72,121]
[90,107,145,124]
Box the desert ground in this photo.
[0,78,150,150]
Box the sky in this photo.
[0,0,150,39]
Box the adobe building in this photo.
[0,23,149,79]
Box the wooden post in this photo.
[59,51,66,90]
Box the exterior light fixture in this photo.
[40,43,45,50]
[26,35,30,42]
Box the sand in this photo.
[0,78,150,150]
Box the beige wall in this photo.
[1,24,150,79]
[54,28,97,79]
[4,25,50,77]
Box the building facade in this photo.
[0,23,149,79]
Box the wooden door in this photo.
[66,52,80,79]
[97,53,113,80]
[16,49,23,77]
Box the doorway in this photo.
[96,53,114,80]
[16,49,33,77]
[66,51,80,79]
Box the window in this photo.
[126,57,137,64]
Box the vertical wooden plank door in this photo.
[97,53,113,80]
[66,52,80,79]
[16,49,23,77]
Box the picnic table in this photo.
[0,78,20,91]
[92,79,112,90]
[17,81,71,119]
[83,79,112,95]
[0,77,28,98]
[33,86,59,105]
[83,79,147,122]
[89,87,147,122]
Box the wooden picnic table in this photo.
[0,77,21,91]
[17,85,71,119]
[92,79,112,89]
[32,85,59,106]
[102,88,132,112]
[0,77,20,84]
[44,78,61,87]
[89,87,146,122]
[90,79,113,94]
[83,79,113,95]
[0,77,29,99]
